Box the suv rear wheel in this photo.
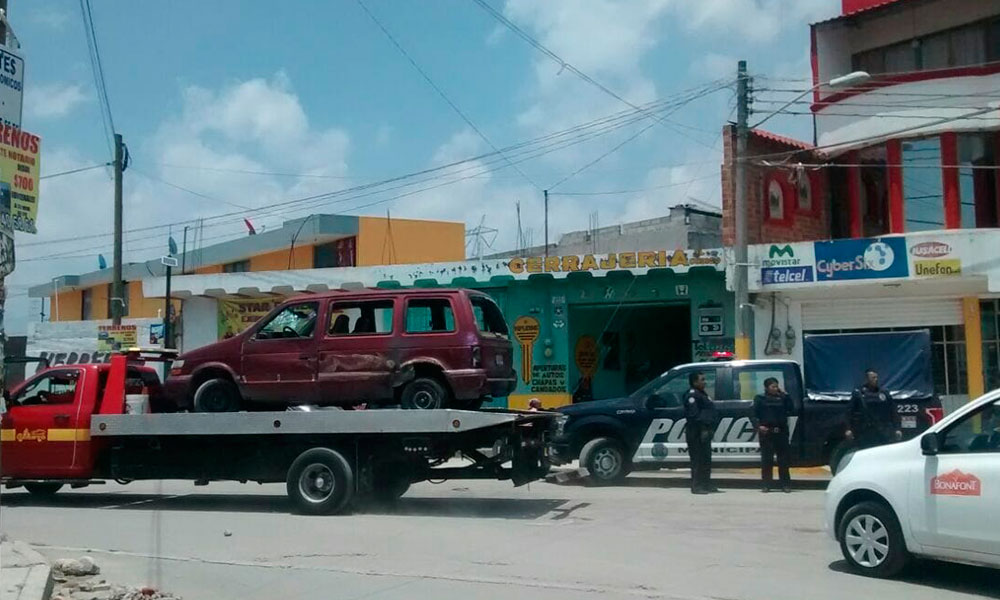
[400,377,448,410]
[838,500,910,578]
[193,378,241,412]
[579,437,628,484]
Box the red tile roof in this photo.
[750,128,814,151]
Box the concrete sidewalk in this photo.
[1,536,53,600]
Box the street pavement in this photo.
[0,472,996,600]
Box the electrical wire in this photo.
[129,168,253,211]
[78,0,115,158]
[355,0,541,191]
[550,173,719,196]
[19,90,710,252]
[469,0,728,150]
[40,163,111,180]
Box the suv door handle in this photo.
[53,414,71,424]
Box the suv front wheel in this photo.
[579,437,629,484]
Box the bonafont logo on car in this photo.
[930,469,981,496]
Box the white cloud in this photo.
[677,0,837,44]
[24,82,88,120]
[691,53,739,80]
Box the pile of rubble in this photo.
[50,556,180,600]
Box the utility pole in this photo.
[163,262,172,348]
[112,133,124,325]
[733,60,752,359]
[543,189,549,257]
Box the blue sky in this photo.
[9,0,841,331]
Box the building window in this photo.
[81,288,93,320]
[314,237,356,269]
[853,17,1000,75]
[223,260,250,273]
[958,133,998,228]
[982,300,1000,391]
[858,145,889,237]
[107,282,129,317]
[763,173,789,223]
[902,137,945,231]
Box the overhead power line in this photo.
[40,163,111,180]
[129,168,253,211]
[79,0,116,157]
[469,0,726,150]
[551,173,719,196]
[19,89,711,252]
[355,0,540,190]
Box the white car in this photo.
[826,389,1000,578]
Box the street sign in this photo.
[161,256,179,267]
[0,45,24,128]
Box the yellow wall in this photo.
[356,216,465,266]
[250,246,313,271]
[51,290,82,321]
[964,297,985,400]
[91,284,109,320]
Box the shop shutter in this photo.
[801,297,962,331]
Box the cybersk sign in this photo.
[632,416,799,463]
[813,237,908,281]
[761,244,814,285]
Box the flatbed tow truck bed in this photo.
[2,350,556,515]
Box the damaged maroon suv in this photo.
[165,288,515,411]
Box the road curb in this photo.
[1,538,54,600]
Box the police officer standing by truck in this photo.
[683,371,719,494]
[753,377,793,493]
[846,368,902,450]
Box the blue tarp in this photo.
[803,330,933,395]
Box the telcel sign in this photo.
[813,237,908,281]
[761,244,813,285]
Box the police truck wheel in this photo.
[286,448,355,515]
[838,501,910,578]
[23,482,63,496]
[580,437,628,484]
[193,378,241,413]
[400,378,447,410]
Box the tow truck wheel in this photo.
[400,377,447,410]
[287,448,355,515]
[579,437,628,484]
[193,378,241,413]
[24,482,63,496]
[838,501,910,578]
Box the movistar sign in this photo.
[770,245,794,259]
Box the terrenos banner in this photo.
[803,331,932,394]
[813,237,909,281]
[26,318,163,375]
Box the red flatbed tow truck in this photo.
[0,349,554,514]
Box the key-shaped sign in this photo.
[513,316,540,384]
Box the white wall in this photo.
[753,295,804,366]
[180,296,219,352]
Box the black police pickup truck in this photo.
[547,359,944,483]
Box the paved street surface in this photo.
[1,472,996,600]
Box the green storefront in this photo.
[441,249,733,409]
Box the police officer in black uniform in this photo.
[846,368,902,449]
[683,371,719,494]
[753,377,793,493]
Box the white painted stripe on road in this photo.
[103,494,188,509]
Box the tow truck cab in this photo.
[1,355,164,481]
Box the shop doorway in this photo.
[568,302,691,401]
